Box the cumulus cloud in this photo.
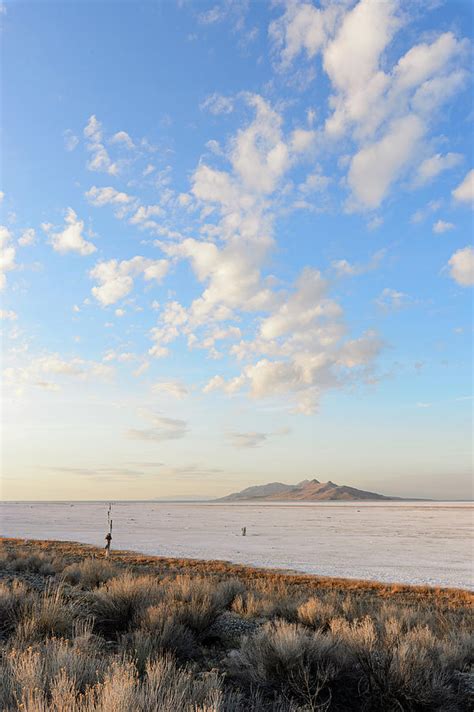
[452,169,474,207]
[202,267,383,413]
[43,208,96,256]
[332,249,385,277]
[433,220,455,234]
[90,256,169,306]
[0,225,17,289]
[415,152,463,185]
[63,129,79,152]
[84,115,119,176]
[18,228,36,247]
[129,204,164,231]
[110,130,135,149]
[410,199,442,224]
[448,246,474,287]
[376,288,410,311]
[269,1,339,67]
[147,93,322,359]
[271,1,468,209]
[85,185,135,209]
[348,114,425,210]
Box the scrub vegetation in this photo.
[0,538,472,711]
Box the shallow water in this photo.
[1,501,472,589]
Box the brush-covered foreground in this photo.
[0,538,472,712]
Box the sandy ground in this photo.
[1,501,472,589]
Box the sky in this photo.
[1,0,473,501]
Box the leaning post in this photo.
[105,502,113,557]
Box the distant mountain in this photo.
[215,478,403,502]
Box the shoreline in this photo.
[2,536,472,602]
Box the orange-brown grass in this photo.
[0,537,472,711]
[1,536,471,608]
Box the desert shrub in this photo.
[161,576,226,636]
[329,616,471,711]
[0,540,472,711]
[232,592,267,618]
[14,585,76,643]
[5,553,57,576]
[62,558,117,589]
[87,573,163,637]
[121,607,197,668]
[6,633,108,704]
[0,581,29,637]
[232,590,299,621]
[212,578,246,609]
[228,619,350,709]
[297,597,336,630]
[175,595,222,637]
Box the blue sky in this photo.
[1,0,473,500]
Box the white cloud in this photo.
[18,228,36,247]
[90,255,169,306]
[226,427,291,448]
[85,186,135,209]
[332,249,385,277]
[127,411,188,441]
[0,225,17,289]
[84,114,102,142]
[260,268,336,339]
[198,5,224,25]
[227,431,268,448]
[203,265,383,413]
[3,352,114,394]
[133,361,150,378]
[84,115,119,176]
[433,220,455,234]
[298,170,331,194]
[43,208,96,256]
[201,93,234,115]
[0,191,4,203]
[410,199,442,224]
[152,380,188,399]
[448,246,474,287]
[129,204,164,231]
[452,169,474,207]
[376,287,410,311]
[110,130,135,149]
[324,0,399,138]
[415,152,463,185]
[271,2,468,209]
[0,309,17,320]
[269,1,337,67]
[348,114,425,210]
[63,129,79,152]
[143,164,155,176]
[231,95,291,195]
[161,238,274,325]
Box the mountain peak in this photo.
[217,479,403,502]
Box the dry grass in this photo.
[0,537,471,711]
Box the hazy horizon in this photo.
[1,0,473,502]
